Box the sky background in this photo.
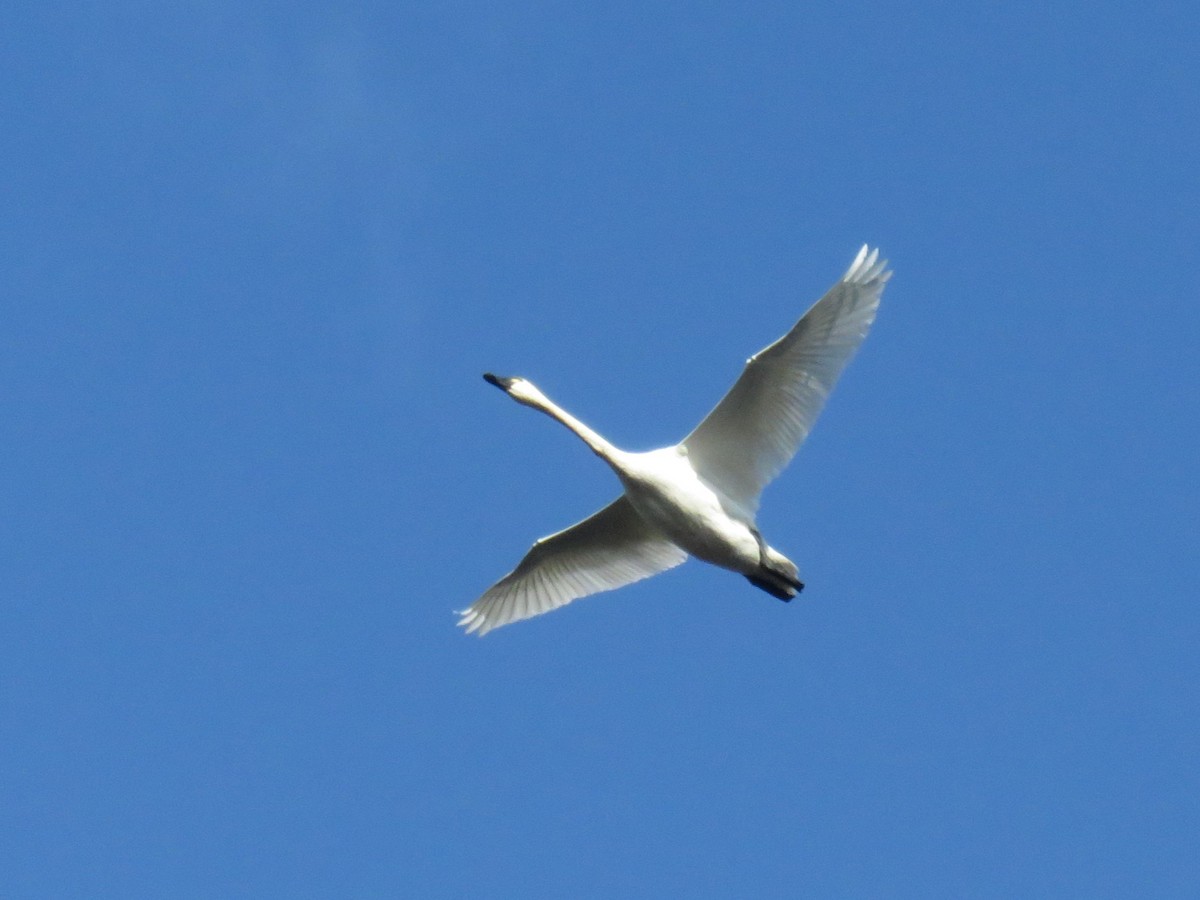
[3,1,1198,896]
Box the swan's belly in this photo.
[619,454,758,571]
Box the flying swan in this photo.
[460,246,891,635]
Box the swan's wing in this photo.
[682,246,891,511]
[459,496,687,636]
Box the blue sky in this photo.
[3,2,1198,896]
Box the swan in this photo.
[460,245,891,636]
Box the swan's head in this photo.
[483,373,548,409]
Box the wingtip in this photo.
[843,245,891,285]
[457,606,493,636]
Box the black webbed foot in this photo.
[745,573,799,602]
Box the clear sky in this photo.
[4,2,1198,896]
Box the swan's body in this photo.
[460,246,891,636]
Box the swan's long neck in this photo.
[484,373,628,468]
[527,393,623,464]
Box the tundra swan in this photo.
[460,246,891,635]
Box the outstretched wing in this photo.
[682,246,891,511]
[459,497,687,636]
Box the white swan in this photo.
[460,246,891,636]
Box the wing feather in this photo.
[682,246,891,510]
[460,496,688,636]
